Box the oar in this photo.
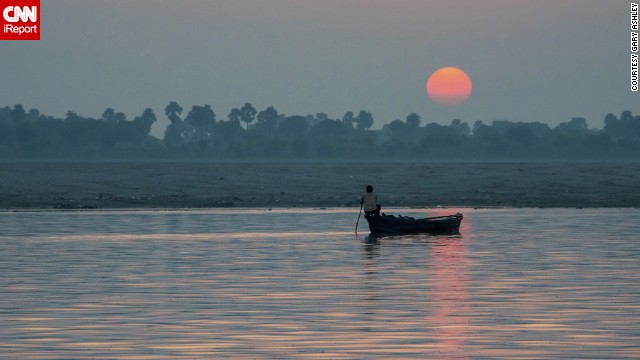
[355,202,363,235]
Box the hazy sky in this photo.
[1,0,638,137]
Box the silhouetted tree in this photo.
[15,118,36,152]
[216,119,243,138]
[255,106,279,136]
[418,122,470,157]
[0,106,14,149]
[186,105,216,141]
[164,101,185,145]
[505,124,536,150]
[381,119,409,156]
[214,118,245,155]
[310,119,347,156]
[227,108,240,123]
[583,133,615,157]
[604,110,640,139]
[469,120,508,157]
[316,112,328,122]
[554,117,588,135]
[10,104,26,123]
[450,119,471,136]
[135,108,157,136]
[385,119,408,136]
[102,108,117,123]
[26,108,40,121]
[355,110,374,130]
[114,108,158,145]
[279,115,308,138]
[165,102,183,124]
[342,111,355,128]
[114,112,126,124]
[239,103,257,130]
[406,113,421,128]
[4,101,640,160]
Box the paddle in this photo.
[355,202,363,235]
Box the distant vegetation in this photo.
[1,102,640,160]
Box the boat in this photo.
[364,212,463,236]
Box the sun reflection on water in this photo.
[427,236,471,359]
[1,208,639,358]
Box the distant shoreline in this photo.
[1,162,639,209]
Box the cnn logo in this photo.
[1,0,40,40]
[3,6,37,22]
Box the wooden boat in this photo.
[365,212,463,235]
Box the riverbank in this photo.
[1,162,639,209]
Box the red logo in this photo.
[1,0,40,40]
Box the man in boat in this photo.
[361,185,381,217]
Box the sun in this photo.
[426,67,472,106]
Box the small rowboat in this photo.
[365,212,463,236]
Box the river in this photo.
[1,208,638,359]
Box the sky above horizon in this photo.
[1,0,638,137]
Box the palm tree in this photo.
[228,108,241,124]
[164,102,185,145]
[239,103,257,130]
[165,101,183,124]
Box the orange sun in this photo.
[426,67,472,106]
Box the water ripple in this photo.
[1,208,638,359]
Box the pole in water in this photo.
[355,203,363,235]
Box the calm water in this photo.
[1,208,639,359]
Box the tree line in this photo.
[1,102,639,160]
